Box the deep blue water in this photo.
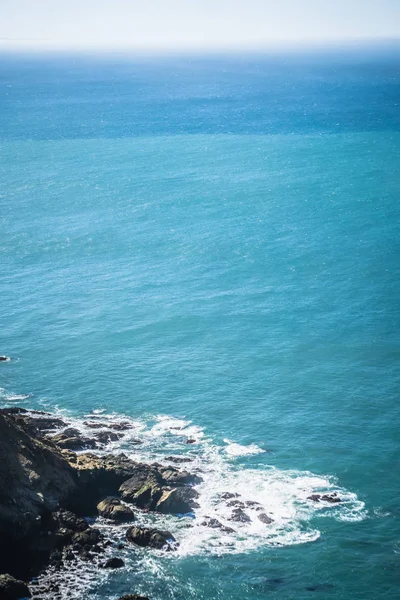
[1,49,400,600]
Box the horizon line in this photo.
[1,36,400,56]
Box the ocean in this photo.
[0,48,399,599]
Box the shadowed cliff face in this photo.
[0,410,78,576]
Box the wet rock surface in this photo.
[229,508,251,523]
[97,497,135,521]
[102,557,125,569]
[307,493,341,503]
[0,407,201,596]
[126,526,177,550]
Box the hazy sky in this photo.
[1,0,400,51]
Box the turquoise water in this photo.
[1,51,400,599]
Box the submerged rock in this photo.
[103,557,124,569]
[307,493,341,504]
[126,526,176,550]
[94,431,124,444]
[219,492,240,500]
[165,456,194,464]
[258,513,274,524]
[97,497,135,522]
[201,518,235,533]
[0,574,31,599]
[229,508,251,523]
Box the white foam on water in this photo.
[223,438,265,456]
[3,403,366,599]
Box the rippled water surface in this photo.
[1,50,400,599]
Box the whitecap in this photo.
[223,439,265,456]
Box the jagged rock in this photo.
[70,453,146,511]
[229,508,251,523]
[165,456,193,464]
[126,526,176,550]
[59,428,81,438]
[52,509,89,533]
[244,500,262,508]
[51,432,97,451]
[103,557,124,569]
[258,513,274,524]
[0,356,10,361]
[119,466,163,507]
[0,412,78,577]
[72,527,103,549]
[201,518,235,533]
[0,574,31,599]
[226,500,246,508]
[307,493,341,504]
[97,497,135,522]
[155,487,197,514]
[94,431,123,444]
[220,492,240,500]
[159,467,202,486]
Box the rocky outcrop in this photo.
[126,526,176,550]
[258,513,274,524]
[0,411,78,577]
[307,493,341,503]
[0,574,31,599]
[119,464,200,513]
[0,407,201,593]
[229,508,251,523]
[97,497,135,521]
[102,557,125,569]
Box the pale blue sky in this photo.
[1,0,400,51]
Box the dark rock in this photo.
[244,500,262,508]
[186,438,196,444]
[0,356,10,362]
[103,557,124,569]
[226,500,246,508]
[60,428,81,438]
[321,494,341,503]
[119,466,164,508]
[159,467,202,486]
[0,412,78,577]
[126,526,176,550]
[201,518,235,533]
[52,509,89,533]
[94,431,123,444]
[258,513,274,524]
[70,453,145,512]
[97,497,135,522]
[155,488,196,514]
[51,432,97,451]
[0,574,31,599]
[108,422,134,431]
[229,508,251,523]
[72,527,103,549]
[83,421,133,431]
[165,456,193,464]
[307,493,341,504]
[219,492,240,500]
